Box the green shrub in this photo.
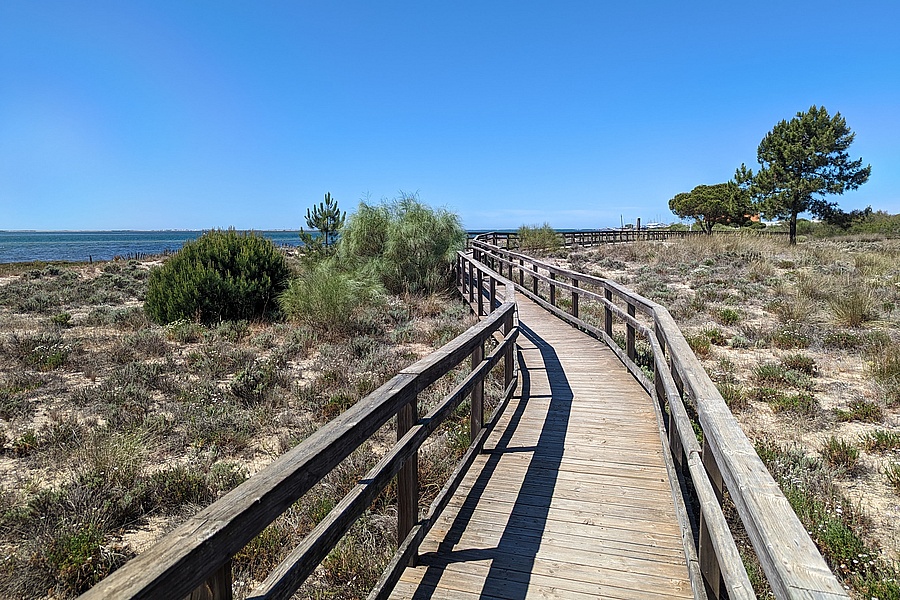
[781,353,818,376]
[770,326,810,349]
[834,399,883,423]
[717,308,740,326]
[823,330,863,350]
[886,462,900,494]
[338,195,466,294]
[50,312,72,327]
[279,261,383,333]
[820,436,860,473]
[717,382,746,410]
[860,429,900,453]
[517,223,561,251]
[701,326,727,346]
[145,229,290,324]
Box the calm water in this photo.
[0,230,306,263]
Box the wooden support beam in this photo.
[397,396,419,566]
[187,561,232,600]
[549,271,556,306]
[626,302,636,361]
[572,278,579,319]
[470,341,484,443]
[604,288,613,336]
[699,437,725,598]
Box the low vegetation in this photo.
[517,223,561,251]
[0,200,479,598]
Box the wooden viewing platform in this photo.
[390,297,693,599]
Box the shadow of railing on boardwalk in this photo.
[411,322,572,599]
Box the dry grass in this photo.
[0,258,478,599]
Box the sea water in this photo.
[0,230,305,263]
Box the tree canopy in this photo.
[736,105,871,244]
[668,182,751,233]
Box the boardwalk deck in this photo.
[390,297,693,599]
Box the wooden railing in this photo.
[471,239,848,600]
[470,228,789,249]
[79,253,518,600]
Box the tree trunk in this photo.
[789,213,798,245]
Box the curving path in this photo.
[389,296,694,599]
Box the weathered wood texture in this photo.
[389,296,694,600]
[471,240,847,599]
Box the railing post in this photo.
[669,366,685,467]
[489,277,496,313]
[397,395,419,565]
[549,271,556,306]
[532,264,538,295]
[468,261,475,304]
[504,310,514,389]
[626,302,636,362]
[653,324,666,409]
[699,437,725,598]
[571,278,579,319]
[604,289,613,337]
[187,560,233,600]
[471,340,484,442]
[477,268,484,316]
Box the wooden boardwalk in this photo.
[390,297,693,599]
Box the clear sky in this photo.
[2,1,898,231]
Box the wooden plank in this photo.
[414,532,694,580]
[423,519,687,562]
[397,554,693,599]
[390,294,694,599]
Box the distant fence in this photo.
[469,228,790,249]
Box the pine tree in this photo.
[301,192,345,251]
[737,106,871,245]
[668,182,751,233]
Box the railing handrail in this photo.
[80,254,519,600]
[471,239,848,600]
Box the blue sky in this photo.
[2,1,898,231]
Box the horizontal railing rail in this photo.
[79,255,518,600]
[472,239,847,600]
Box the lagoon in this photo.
[0,230,306,263]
